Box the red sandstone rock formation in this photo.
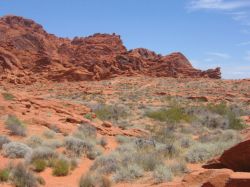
[0,15,221,84]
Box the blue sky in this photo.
[0,0,250,79]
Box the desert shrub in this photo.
[146,107,193,123]
[99,137,107,148]
[99,176,112,187]
[86,150,100,160]
[32,159,47,172]
[185,144,211,163]
[169,160,188,175]
[200,113,229,129]
[156,143,180,159]
[25,136,43,148]
[36,176,46,185]
[179,136,194,148]
[42,140,63,149]
[43,129,56,139]
[115,135,130,144]
[79,174,95,187]
[84,113,93,121]
[70,158,79,170]
[74,124,97,140]
[2,142,32,158]
[91,154,119,174]
[153,165,172,184]
[2,92,15,100]
[94,104,128,121]
[10,163,38,187]
[206,103,246,130]
[0,168,9,182]
[5,115,26,136]
[0,135,10,149]
[228,112,246,130]
[52,159,70,176]
[49,125,62,133]
[25,146,58,164]
[64,136,94,157]
[113,164,143,182]
[138,153,162,171]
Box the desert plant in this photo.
[5,115,26,136]
[75,124,97,139]
[169,160,188,175]
[64,136,93,157]
[10,163,38,187]
[52,159,70,176]
[94,104,128,121]
[91,154,118,174]
[2,92,15,100]
[42,140,63,149]
[43,129,56,139]
[32,159,47,172]
[99,176,112,187]
[99,137,108,148]
[138,153,162,171]
[25,146,58,164]
[2,142,32,158]
[0,135,10,149]
[153,165,172,184]
[79,174,95,187]
[113,164,143,182]
[185,144,211,163]
[25,136,43,148]
[146,107,193,123]
[0,168,9,182]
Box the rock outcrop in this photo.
[0,15,221,84]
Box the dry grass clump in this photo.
[0,135,11,149]
[5,115,26,136]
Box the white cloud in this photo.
[188,0,250,10]
[206,52,231,59]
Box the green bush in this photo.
[146,107,193,123]
[52,159,70,176]
[2,92,15,101]
[0,168,9,182]
[32,159,47,172]
[5,115,26,136]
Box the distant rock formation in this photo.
[0,15,221,84]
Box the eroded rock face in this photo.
[0,15,221,84]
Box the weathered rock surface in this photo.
[203,139,250,172]
[0,15,221,84]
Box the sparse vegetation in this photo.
[32,159,47,172]
[11,163,38,187]
[5,115,26,136]
[64,136,94,157]
[2,142,32,158]
[79,174,95,187]
[43,129,56,139]
[0,135,11,149]
[0,168,9,182]
[2,92,15,100]
[146,106,193,123]
[52,159,70,176]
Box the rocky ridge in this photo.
[0,15,221,84]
